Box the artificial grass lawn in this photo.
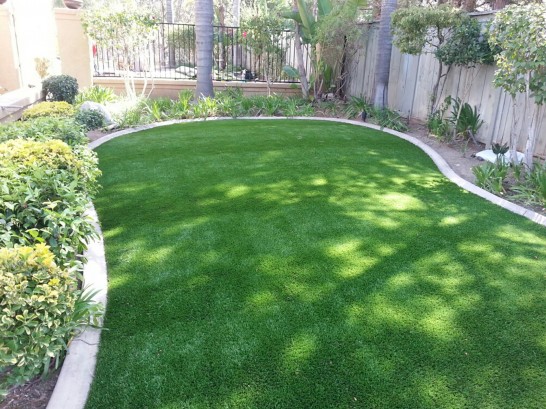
[87,120,546,409]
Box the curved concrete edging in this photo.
[48,115,545,409]
[46,206,107,409]
[92,116,545,227]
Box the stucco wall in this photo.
[0,0,59,92]
[93,78,303,99]
[54,8,92,88]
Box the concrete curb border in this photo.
[48,116,545,409]
[46,206,107,409]
[91,116,546,227]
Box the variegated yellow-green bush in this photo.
[0,139,101,264]
[21,101,75,121]
[0,244,102,393]
[0,117,87,147]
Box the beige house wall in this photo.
[54,9,92,88]
[93,78,303,99]
[0,0,59,92]
[0,7,21,92]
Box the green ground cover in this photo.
[87,120,546,409]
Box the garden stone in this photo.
[80,101,113,125]
[476,149,524,164]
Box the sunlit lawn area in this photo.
[87,120,546,408]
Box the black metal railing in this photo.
[93,23,311,83]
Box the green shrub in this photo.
[449,97,483,142]
[0,117,87,146]
[75,85,116,105]
[114,101,151,128]
[513,161,546,206]
[0,139,101,264]
[21,101,75,121]
[144,98,176,122]
[427,96,452,139]
[472,161,508,194]
[0,244,102,391]
[74,109,105,131]
[345,96,371,119]
[372,108,408,132]
[192,97,218,118]
[42,75,79,104]
[427,111,450,138]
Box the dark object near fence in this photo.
[244,70,256,81]
[93,22,310,83]
[361,110,367,122]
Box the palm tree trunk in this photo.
[166,0,176,68]
[373,0,397,109]
[292,1,309,100]
[232,0,240,26]
[195,0,214,98]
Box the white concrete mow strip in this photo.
[51,116,545,409]
[46,206,107,409]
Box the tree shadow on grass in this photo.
[87,120,546,409]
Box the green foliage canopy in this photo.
[391,5,464,55]
[435,18,496,67]
[488,3,546,105]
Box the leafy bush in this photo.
[75,85,116,105]
[427,96,452,139]
[472,162,509,194]
[193,97,218,118]
[0,244,102,391]
[427,111,450,138]
[113,100,151,128]
[74,109,105,131]
[108,94,318,128]
[513,161,546,206]
[449,98,483,142]
[0,117,87,147]
[0,139,100,264]
[21,101,75,121]
[144,98,176,122]
[372,108,408,132]
[345,96,372,119]
[42,75,79,104]
[435,17,496,67]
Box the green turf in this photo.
[86,120,546,409]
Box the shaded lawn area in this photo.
[87,120,546,409]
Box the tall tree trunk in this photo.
[195,0,214,98]
[373,0,397,109]
[293,2,309,99]
[232,0,241,73]
[167,0,176,68]
[493,0,508,10]
[294,22,309,100]
[232,0,240,26]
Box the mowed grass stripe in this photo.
[86,120,546,409]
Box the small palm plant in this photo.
[449,98,484,143]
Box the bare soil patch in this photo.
[0,371,59,409]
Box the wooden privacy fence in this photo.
[346,14,546,158]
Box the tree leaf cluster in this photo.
[391,5,464,55]
[488,3,546,105]
[435,18,496,67]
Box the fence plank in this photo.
[347,20,546,158]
